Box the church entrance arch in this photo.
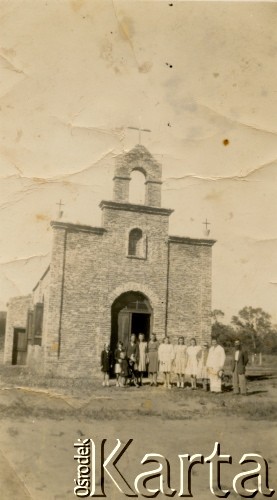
[111,291,152,352]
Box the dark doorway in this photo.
[131,313,150,337]
[12,328,27,365]
[111,291,152,353]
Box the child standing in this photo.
[100,344,113,387]
[114,341,124,387]
[128,354,139,387]
[158,337,175,388]
[119,351,129,387]
[173,336,187,388]
[126,334,139,387]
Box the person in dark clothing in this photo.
[119,351,129,387]
[128,354,139,387]
[126,334,139,387]
[100,344,113,387]
[231,339,249,395]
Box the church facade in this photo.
[4,145,215,377]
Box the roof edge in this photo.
[99,200,174,216]
[32,265,51,292]
[169,235,216,247]
[50,221,106,234]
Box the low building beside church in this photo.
[4,145,215,377]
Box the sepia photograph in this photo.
[0,0,276,498]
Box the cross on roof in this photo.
[127,125,151,145]
[56,199,64,219]
[202,218,211,237]
[203,218,210,231]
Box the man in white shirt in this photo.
[206,337,226,393]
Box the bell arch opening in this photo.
[129,169,146,204]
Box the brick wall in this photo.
[167,239,213,346]
[42,224,105,376]
[113,176,130,203]
[145,180,162,207]
[100,205,170,343]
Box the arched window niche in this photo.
[128,228,147,259]
[129,169,146,205]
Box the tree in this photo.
[211,309,225,324]
[231,307,272,352]
[211,322,236,351]
[211,309,236,350]
[262,329,277,354]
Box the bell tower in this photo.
[113,144,162,207]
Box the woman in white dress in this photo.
[158,337,175,388]
[137,333,148,386]
[173,336,187,388]
[186,338,202,389]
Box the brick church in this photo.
[4,145,215,377]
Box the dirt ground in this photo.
[0,370,276,499]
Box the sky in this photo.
[0,0,277,323]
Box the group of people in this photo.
[100,333,248,395]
